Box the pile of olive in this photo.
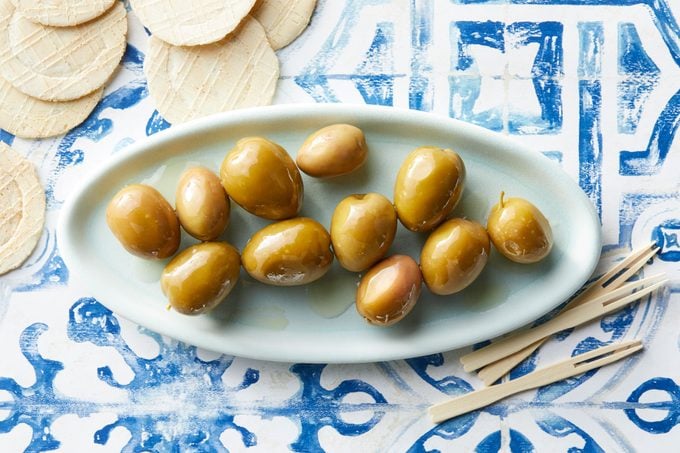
[106,123,553,325]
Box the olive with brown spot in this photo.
[176,167,230,241]
[106,184,180,259]
[356,255,422,326]
[420,218,490,295]
[242,217,333,286]
[220,137,303,220]
[487,192,553,263]
[330,193,397,272]
[161,242,241,315]
[394,146,465,232]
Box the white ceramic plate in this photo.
[58,104,601,363]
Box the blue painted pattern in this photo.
[449,21,564,134]
[1,0,679,450]
[618,22,660,134]
[625,377,680,434]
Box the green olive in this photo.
[106,184,180,259]
[296,124,368,177]
[394,146,465,232]
[220,137,303,220]
[330,193,397,272]
[176,167,230,241]
[420,218,490,295]
[161,242,241,315]
[487,192,553,263]
[242,217,333,286]
[356,255,422,326]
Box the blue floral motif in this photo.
[449,20,564,134]
[1,298,257,452]
[625,377,680,434]
[71,298,259,451]
[287,365,387,452]
[407,354,475,397]
[0,324,67,452]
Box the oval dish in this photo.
[58,104,601,363]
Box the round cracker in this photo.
[130,0,257,46]
[12,0,116,27]
[0,0,127,101]
[0,75,102,138]
[252,0,316,50]
[0,142,45,276]
[145,16,279,124]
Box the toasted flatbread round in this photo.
[0,142,45,275]
[0,75,102,138]
[12,0,116,27]
[145,16,279,124]
[252,0,316,50]
[130,0,256,46]
[0,0,127,101]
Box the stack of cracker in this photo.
[0,142,45,275]
[0,0,128,138]
[133,0,317,124]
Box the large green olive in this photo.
[220,137,303,220]
[330,193,397,272]
[106,184,180,259]
[160,242,241,315]
[176,167,230,241]
[356,255,422,326]
[420,218,490,295]
[394,146,465,232]
[242,217,333,286]
[487,193,553,263]
[296,124,368,177]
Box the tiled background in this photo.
[0,1,678,451]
